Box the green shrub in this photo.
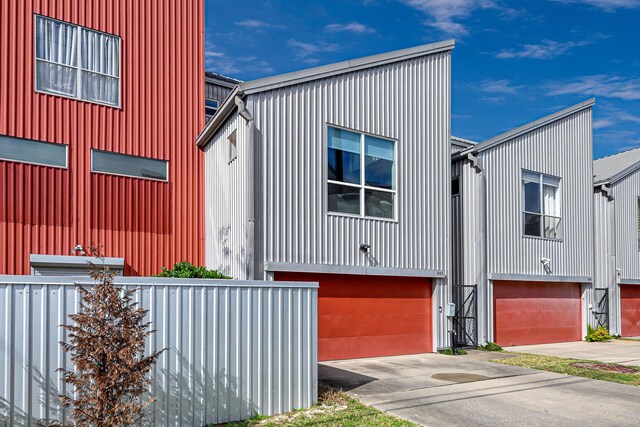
[585,324,613,342]
[157,261,230,279]
[438,348,468,356]
[477,342,503,351]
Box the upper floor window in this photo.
[327,126,396,220]
[522,170,561,239]
[205,98,219,120]
[35,15,120,107]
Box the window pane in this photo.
[92,150,167,180]
[35,17,77,66]
[523,181,541,213]
[0,135,67,168]
[524,213,541,237]
[36,60,77,96]
[81,29,119,77]
[81,71,119,105]
[543,184,560,216]
[365,135,394,189]
[328,183,360,215]
[205,99,219,118]
[365,189,394,219]
[544,216,562,239]
[328,127,361,184]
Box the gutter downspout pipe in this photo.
[235,95,255,280]
[467,152,488,345]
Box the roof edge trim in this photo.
[196,86,241,147]
[460,98,596,156]
[240,39,455,95]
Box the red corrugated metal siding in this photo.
[0,0,204,275]
[493,281,582,346]
[276,272,432,361]
[620,285,640,337]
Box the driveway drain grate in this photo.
[431,373,491,383]
[570,363,639,374]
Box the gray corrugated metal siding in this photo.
[0,276,318,426]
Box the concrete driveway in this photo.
[319,351,640,426]
[504,339,640,366]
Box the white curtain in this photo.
[543,184,561,238]
[35,16,78,96]
[81,29,120,105]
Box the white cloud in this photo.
[593,119,615,129]
[234,19,286,29]
[478,78,524,94]
[496,39,591,60]
[551,0,640,11]
[288,40,340,64]
[546,75,640,100]
[205,42,273,77]
[399,0,497,36]
[326,22,376,34]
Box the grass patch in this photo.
[476,342,503,352]
[438,348,468,356]
[493,353,640,387]
[215,385,416,426]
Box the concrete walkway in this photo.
[319,351,640,426]
[504,339,640,366]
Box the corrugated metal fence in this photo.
[0,276,318,426]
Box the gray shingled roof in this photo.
[593,146,640,185]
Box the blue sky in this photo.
[205,0,640,159]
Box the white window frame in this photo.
[90,149,168,182]
[326,124,397,221]
[34,14,122,108]
[205,98,220,119]
[522,169,562,240]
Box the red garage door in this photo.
[276,272,432,361]
[621,285,640,337]
[493,281,581,347]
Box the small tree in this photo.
[58,246,163,426]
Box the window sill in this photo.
[522,235,563,242]
[327,211,398,223]
[35,89,121,110]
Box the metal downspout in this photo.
[467,153,489,344]
[235,95,255,280]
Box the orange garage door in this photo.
[276,272,432,361]
[621,285,640,337]
[493,281,581,347]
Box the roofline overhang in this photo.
[457,98,596,158]
[595,158,640,186]
[196,40,455,148]
[196,86,241,147]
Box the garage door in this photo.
[621,285,640,337]
[276,272,432,361]
[493,281,581,347]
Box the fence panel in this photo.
[0,276,318,426]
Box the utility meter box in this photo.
[445,303,456,318]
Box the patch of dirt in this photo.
[570,362,639,374]
[431,373,491,383]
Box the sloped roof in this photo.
[593,146,640,185]
[205,71,242,87]
[455,99,595,158]
[197,40,455,146]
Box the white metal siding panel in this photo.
[254,52,451,274]
[451,160,463,286]
[205,81,234,105]
[0,276,318,426]
[481,109,594,278]
[204,114,253,279]
[612,172,640,280]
